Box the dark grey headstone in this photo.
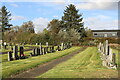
[20,46,24,57]
[33,48,36,56]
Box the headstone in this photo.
[105,40,108,55]
[52,46,55,52]
[13,46,19,60]
[35,48,40,55]
[33,48,36,56]
[36,43,38,45]
[46,42,48,47]
[61,43,64,50]
[8,51,13,61]
[49,47,52,53]
[46,47,48,53]
[112,53,116,65]
[107,46,110,55]
[9,46,13,50]
[109,48,112,62]
[42,47,46,55]
[40,44,43,55]
[57,46,61,51]
[20,46,24,58]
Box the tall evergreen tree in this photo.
[62,4,86,37]
[0,6,12,32]
[0,6,12,43]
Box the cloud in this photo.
[32,17,49,33]
[10,4,18,7]
[84,15,118,30]
[11,16,26,20]
[76,2,118,10]
[52,0,66,5]
[53,15,59,18]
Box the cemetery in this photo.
[0,2,119,79]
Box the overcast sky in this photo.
[1,0,119,33]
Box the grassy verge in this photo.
[38,47,118,78]
[2,46,81,78]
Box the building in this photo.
[92,30,120,38]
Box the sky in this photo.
[1,0,119,33]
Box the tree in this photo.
[0,6,12,45]
[62,4,86,38]
[21,21,35,33]
[0,6,12,32]
[47,19,62,45]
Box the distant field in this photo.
[2,46,81,78]
[38,47,118,78]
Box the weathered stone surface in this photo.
[46,42,48,47]
[8,51,13,61]
[40,46,43,55]
[61,43,64,50]
[98,40,117,69]
[13,46,19,60]
[112,53,116,65]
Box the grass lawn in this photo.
[38,47,118,78]
[2,46,81,78]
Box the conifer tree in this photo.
[62,4,86,37]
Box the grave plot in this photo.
[2,46,81,78]
[38,47,118,78]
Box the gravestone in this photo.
[4,42,7,49]
[49,47,52,53]
[35,48,40,55]
[109,48,113,62]
[33,48,36,56]
[52,46,55,52]
[40,44,42,55]
[105,40,108,55]
[98,42,101,52]
[36,43,38,45]
[46,47,48,53]
[8,51,13,61]
[42,47,46,55]
[46,42,48,47]
[112,53,116,65]
[13,46,19,60]
[20,46,24,58]
[107,46,110,55]
[9,46,13,50]
[61,43,64,50]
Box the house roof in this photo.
[92,30,120,32]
